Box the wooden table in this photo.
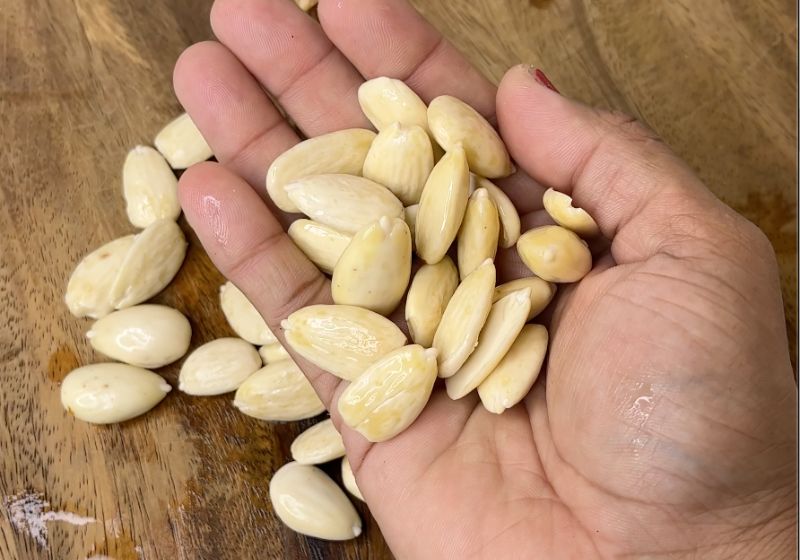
[1,1,795,558]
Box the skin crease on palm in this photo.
[171,0,797,558]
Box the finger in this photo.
[173,41,299,207]
[497,65,730,264]
[210,0,370,136]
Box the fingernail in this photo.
[528,67,560,94]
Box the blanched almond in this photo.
[476,176,521,248]
[288,219,352,274]
[266,129,376,212]
[154,113,213,169]
[457,188,499,279]
[179,338,261,396]
[517,225,592,283]
[478,324,548,414]
[415,144,470,264]
[358,77,429,133]
[285,174,403,234]
[269,462,361,541]
[220,281,276,346]
[404,204,419,235]
[445,288,531,400]
[259,343,290,365]
[341,457,364,501]
[61,363,171,424]
[433,259,496,377]
[428,96,512,178]
[337,345,437,442]
[294,0,318,10]
[494,277,556,321]
[123,145,180,228]
[233,360,324,421]
[405,256,459,347]
[362,123,433,205]
[290,418,345,465]
[109,219,187,309]
[542,188,599,238]
[87,304,191,368]
[283,305,406,381]
[332,217,411,315]
[65,235,135,318]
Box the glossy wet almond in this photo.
[283,305,406,381]
[109,219,187,309]
[122,145,180,228]
[220,281,276,346]
[233,360,324,421]
[179,338,262,396]
[285,174,403,234]
[294,0,318,10]
[154,113,213,169]
[445,288,531,400]
[494,277,556,321]
[517,225,592,283]
[428,95,512,178]
[542,188,600,238]
[405,256,459,347]
[362,123,433,205]
[338,345,438,442]
[341,457,364,501]
[358,77,429,133]
[65,235,135,318]
[478,324,549,414]
[291,419,346,465]
[476,176,521,248]
[332,217,411,316]
[288,219,352,274]
[457,188,500,279]
[61,363,171,424]
[87,304,191,368]
[415,144,470,264]
[433,259,496,377]
[269,462,362,541]
[266,129,376,212]
[259,343,290,365]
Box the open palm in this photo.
[174,1,796,558]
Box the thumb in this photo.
[496,65,751,265]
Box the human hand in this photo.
[173,0,797,558]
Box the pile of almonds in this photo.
[61,73,598,542]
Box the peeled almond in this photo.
[445,288,532,400]
[457,188,500,279]
[478,325,549,414]
[294,0,318,10]
[428,95,512,178]
[362,123,433,205]
[433,259,496,377]
[219,281,276,346]
[109,219,187,309]
[65,235,135,318]
[494,277,556,321]
[87,304,191,368]
[122,145,180,228]
[179,338,261,396]
[542,188,600,238]
[404,204,419,235]
[154,113,213,169]
[259,343,290,365]
[290,419,346,465]
[415,144,470,264]
[476,176,521,248]
[61,363,171,424]
[332,217,411,315]
[358,77,429,133]
[405,256,459,347]
[233,360,324,421]
[285,174,403,234]
[288,219,352,274]
[283,305,406,381]
[338,345,437,442]
[266,129,376,212]
[269,462,362,541]
[517,225,592,283]
[341,457,364,501]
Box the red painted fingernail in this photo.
[530,68,560,94]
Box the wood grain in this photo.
[0,0,795,559]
